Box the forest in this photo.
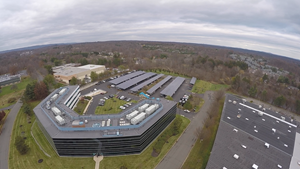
[1,41,300,115]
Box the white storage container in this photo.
[50,94,58,102]
[55,115,65,125]
[145,104,159,115]
[59,88,66,95]
[138,104,149,112]
[126,110,139,120]
[131,112,146,125]
[51,107,62,116]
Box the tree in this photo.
[44,65,53,74]
[274,95,286,107]
[24,82,36,100]
[295,100,300,114]
[262,74,268,82]
[261,90,267,101]
[23,103,31,116]
[0,110,6,121]
[69,77,78,85]
[248,86,257,97]
[34,82,49,100]
[43,74,55,87]
[14,136,30,155]
[90,71,98,82]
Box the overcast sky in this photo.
[1,0,300,59]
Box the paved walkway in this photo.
[0,99,23,169]
[0,105,15,111]
[156,91,214,169]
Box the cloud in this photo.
[0,0,300,59]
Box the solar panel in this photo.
[147,76,172,95]
[160,77,185,97]
[116,72,157,90]
[130,74,164,92]
[109,71,145,85]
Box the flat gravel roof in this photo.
[160,77,185,97]
[116,72,156,90]
[109,71,145,85]
[147,75,172,95]
[130,74,164,92]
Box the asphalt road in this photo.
[156,91,214,169]
[0,99,23,169]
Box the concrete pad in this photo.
[93,155,104,169]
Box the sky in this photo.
[0,0,300,59]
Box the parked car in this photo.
[111,85,115,88]
[104,97,108,100]
[102,80,106,83]
[119,106,126,110]
[126,98,132,102]
[184,110,190,113]
[119,96,125,100]
[124,104,129,108]
[109,94,114,98]
[127,102,132,106]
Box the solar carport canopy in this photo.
[130,74,164,92]
[190,77,196,85]
[109,71,145,85]
[160,77,185,97]
[147,75,172,95]
[117,72,157,90]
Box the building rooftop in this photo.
[53,67,88,76]
[33,86,176,139]
[78,64,105,70]
[206,94,299,169]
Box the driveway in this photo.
[0,99,23,169]
[0,105,15,111]
[155,91,215,169]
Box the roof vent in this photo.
[233,129,238,132]
[223,167,227,169]
[233,101,237,104]
[288,130,291,133]
[277,137,280,140]
[238,108,241,111]
[254,130,258,133]
[281,116,285,120]
[227,117,231,119]
[272,128,276,133]
[233,154,239,159]
[262,118,265,121]
[284,144,288,147]
[277,164,282,168]
[241,144,247,149]
[252,164,258,169]
[228,100,232,103]
[265,143,270,148]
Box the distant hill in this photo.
[0,43,75,54]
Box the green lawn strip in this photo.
[182,99,224,169]
[11,109,189,169]
[0,77,32,97]
[73,100,89,115]
[95,98,127,115]
[192,80,228,94]
[195,99,205,112]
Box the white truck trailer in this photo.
[131,112,146,125]
[126,110,139,120]
[138,104,149,112]
[51,106,62,116]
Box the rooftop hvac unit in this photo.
[252,164,258,169]
[233,101,237,104]
[50,94,58,102]
[107,119,111,126]
[265,143,270,148]
[51,107,62,116]
[101,121,106,127]
[228,100,232,103]
[272,128,276,133]
[281,116,285,120]
[223,167,227,169]
[72,120,85,128]
[138,104,149,112]
[241,145,247,149]
[233,154,239,159]
[258,111,264,116]
[277,164,282,168]
[55,115,65,125]
[259,105,262,109]
[126,110,139,120]
[131,112,146,125]
[59,88,67,95]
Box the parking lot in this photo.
[79,73,200,119]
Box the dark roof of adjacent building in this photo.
[33,86,177,139]
[130,74,164,92]
[160,77,185,96]
[206,94,298,169]
[109,71,145,85]
[147,75,172,95]
[190,77,196,85]
[116,72,156,90]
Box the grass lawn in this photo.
[182,98,224,169]
[192,80,229,94]
[195,98,205,112]
[95,98,127,115]
[10,106,189,169]
[74,100,89,115]
[0,109,10,131]
[0,77,33,109]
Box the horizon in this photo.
[1,0,299,60]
